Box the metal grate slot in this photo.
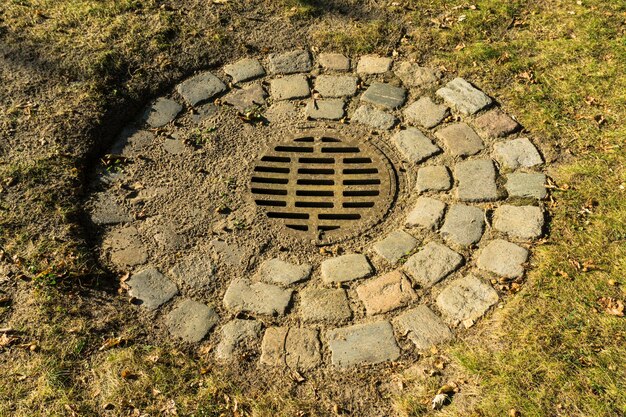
[251,134,396,244]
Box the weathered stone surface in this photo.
[300,287,352,323]
[361,82,407,110]
[505,173,547,199]
[314,75,358,97]
[223,58,265,84]
[176,72,227,106]
[151,223,186,251]
[327,321,400,367]
[265,101,298,123]
[493,205,544,240]
[392,128,440,164]
[90,192,132,225]
[406,197,446,230]
[305,99,345,120]
[403,242,463,288]
[372,230,419,264]
[127,267,178,310]
[356,55,392,74]
[394,62,441,88]
[436,77,492,115]
[268,50,312,74]
[403,97,450,129]
[416,165,452,193]
[394,305,452,349]
[321,254,373,283]
[493,138,543,169]
[105,227,148,268]
[356,270,417,315]
[163,138,185,155]
[210,239,245,267]
[111,128,154,155]
[223,278,292,316]
[143,98,182,128]
[455,159,499,202]
[165,299,218,343]
[318,53,351,71]
[435,122,484,157]
[270,75,310,100]
[351,105,397,130]
[189,103,219,123]
[223,83,267,111]
[477,239,528,278]
[436,275,498,326]
[260,327,321,369]
[257,258,312,286]
[168,251,215,290]
[473,108,520,138]
[440,204,485,246]
[215,319,262,360]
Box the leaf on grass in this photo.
[598,297,625,316]
[431,393,449,410]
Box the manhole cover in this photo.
[251,133,397,244]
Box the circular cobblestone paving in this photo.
[88,50,548,369]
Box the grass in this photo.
[1,0,625,416]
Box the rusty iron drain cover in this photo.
[251,132,397,244]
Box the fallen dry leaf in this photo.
[99,337,122,351]
[598,297,625,316]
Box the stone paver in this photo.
[300,287,352,323]
[144,98,182,128]
[163,138,185,155]
[493,138,543,169]
[403,97,450,129]
[440,204,485,247]
[270,75,310,100]
[477,239,528,278]
[493,205,544,240]
[394,305,452,349]
[392,128,440,164]
[406,197,446,230]
[224,58,265,84]
[105,226,148,268]
[260,327,321,369]
[321,254,373,283]
[165,299,219,342]
[326,321,400,367]
[223,83,267,111]
[257,258,312,286]
[403,242,463,288]
[190,103,218,123]
[90,192,132,225]
[168,251,215,290]
[268,50,312,74]
[215,319,262,360]
[361,82,406,110]
[112,128,154,155]
[436,275,499,326]
[356,270,417,315]
[318,53,350,71]
[223,278,293,315]
[505,173,547,199]
[127,267,178,310]
[455,159,499,202]
[314,75,358,97]
[305,99,345,120]
[473,108,520,138]
[351,105,397,130]
[394,62,441,88]
[435,122,485,157]
[416,165,452,192]
[372,230,419,264]
[356,55,392,74]
[210,239,245,267]
[176,71,227,106]
[436,77,492,115]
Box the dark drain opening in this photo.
[251,133,397,244]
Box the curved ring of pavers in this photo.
[93,50,548,369]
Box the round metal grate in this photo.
[251,132,397,244]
